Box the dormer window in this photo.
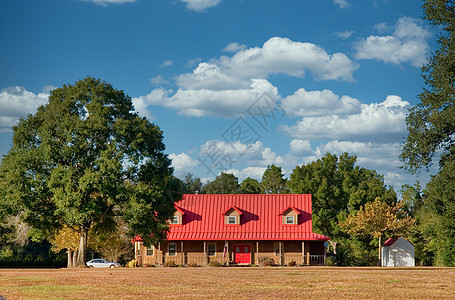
[170,215,179,224]
[285,215,295,224]
[228,215,237,224]
[223,206,242,225]
[279,206,300,225]
[170,206,185,225]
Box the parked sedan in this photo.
[86,258,121,268]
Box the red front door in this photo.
[234,245,251,264]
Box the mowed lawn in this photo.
[0,267,454,299]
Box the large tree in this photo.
[261,164,288,194]
[400,0,455,172]
[340,198,415,266]
[202,172,238,194]
[0,77,180,266]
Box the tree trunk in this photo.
[72,249,78,267]
[378,236,382,267]
[328,240,337,255]
[67,249,73,268]
[76,228,88,267]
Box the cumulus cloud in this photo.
[0,87,49,132]
[137,37,357,118]
[355,17,431,67]
[218,37,358,81]
[169,153,200,177]
[281,95,410,143]
[289,139,314,156]
[223,42,247,53]
[136,78,279,118]
[180,0,221,12]
[281,88,361,117]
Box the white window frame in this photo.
[146,246,154,256]
[170,215,179,224]
[228,215,237,224]
[286,215,295,224]
[168,243,177,256]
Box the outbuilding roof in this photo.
[166,194,329,241]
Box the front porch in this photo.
[134,240,326,266]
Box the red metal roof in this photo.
[167,194,329,241]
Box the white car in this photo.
[86,258,121,268]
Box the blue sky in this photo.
[0,0,438,191]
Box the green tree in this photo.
[261,165,288,194]
[182,173,203,194]
[340,198,415,266]
[0,77,180,266]
[239,177,263,194]
[400,0,455,172]
[419,159,455,266]
[202,172,238,194]
[289,153,396,259]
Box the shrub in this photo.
[259,257,275,267]
[287,260,297,267]
[164,260,177,267]
[127,259,137,268]
[208,261,223,267]
[325,256,336,266]
[186,263,201,267]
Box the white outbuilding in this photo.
[381,237,415,267]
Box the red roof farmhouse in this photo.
[133,194,330,266]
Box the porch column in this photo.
[279,241,282,266]
[227,241,230,263]
[204,242,207,265]
[306,251,310,265]
[158,242,162,265]
[181,242,184,265]
[256,242,259,265]
[302,241,305,265]
[323,242,327,265]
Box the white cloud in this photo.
[223,42,247,53]
[282,95,410,143]
[150,75,170,86]
[137,37,357,118]
[334,0,350,9]
[81,0,136,6]
[289,139,314,156]
[176,62,250,90]
[159,60,173,68]
[138,78,279,118]
[0,87,49,132]
[281,88,361,117]
[336,30,354,39]
[218,37,358,81]
[355,17,431,67]
[169,153,200,177]
[180,0,221,12]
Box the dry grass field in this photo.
[0,267,454,299]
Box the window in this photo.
[168,243,176,256]
[170,215,179,224]
[228,216,237,224]
[146,246,154,256]
[286,216,295,224]
[207,243,216,256]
